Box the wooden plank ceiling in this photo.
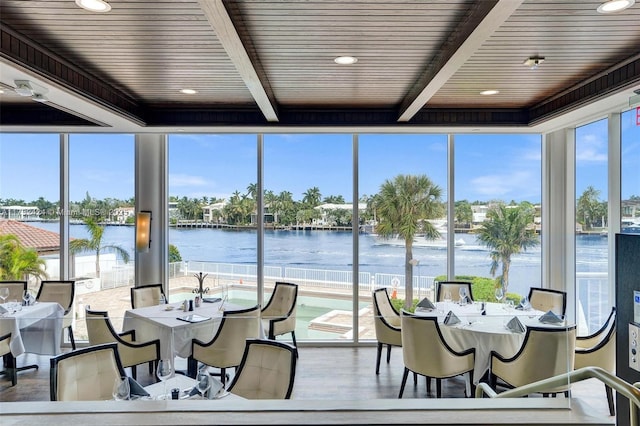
[0,0,639,129]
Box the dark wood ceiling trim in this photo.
[529,57,640,126]
[0,104,100,126]
[199,0,279,122]
[0,25,145,126]
[397,0,523,122]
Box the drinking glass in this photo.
[156,358,173,400]
[112,376,130,401]
[196,367,212,399]
[0,287,9,304]
[159,294,166,305]
[22,290,32,306]
[443,290,452,310]
[458,287,468,305]
[494,287,504,304]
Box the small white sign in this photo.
[634,290,640,324]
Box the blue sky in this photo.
[1,120,638,204]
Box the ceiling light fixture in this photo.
[180,89,197,94]
[597,0,635,13]
[75,0,111,12]
[523,56,545,69]
[31,93,49,103]
[334,56,358,65]
[480,90,499,96]
[14,80,35,96]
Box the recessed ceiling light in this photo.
[75,0,112,12]
[180,89,198,95]
[597,0,635,13]
[480,90,499,96]
[334,56,358,65]
[0,89,4,94]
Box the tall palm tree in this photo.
[69,218,130,278]
[475,203,539,294]
[374,174,443,308]
[302,187,322,208]
[0,234,48,281]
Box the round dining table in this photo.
[414,301,571,384]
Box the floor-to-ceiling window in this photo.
[575,119,610,333]
[168,134,258,308]
[621,109,640,236]
[454,134,542,303]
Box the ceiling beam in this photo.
[397,0,523,122]
[199,0,279,122]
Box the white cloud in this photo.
[169,174,209,187]
[471,171,538,199]
[576,133,607,163]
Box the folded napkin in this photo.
[443,311,461,326]
[188,376,225,399]
[539,310,563,324]
[416,297,436,310]
[0,305,7,314]
[506,316,525,333]
[128,377,150,397]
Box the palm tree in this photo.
[475,203,539,295]
[0,234,48,281]
[69,218,130,278]
[302,187,322,208]
[374,174,443,308]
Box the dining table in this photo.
[0,301,64,357]
[414,301,572,384]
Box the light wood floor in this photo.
[0,344,614,420]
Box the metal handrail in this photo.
[476,367,640,426]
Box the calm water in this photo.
[29,222,609,298]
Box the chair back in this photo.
[227,339,297,399]
[130,284,165,309]
[372,287,401,330]
[436,281,473,303]
[528,288,567,316]
[0,281,27,303]
[85,309,121,346]
[400,311,474,378]
[261,282,298,337]
[50,343,125,401]
[0,332,11,357]
[492,326,576,390]
[192,305,261,368]
[36,280,75,313]
[575,307,616,372]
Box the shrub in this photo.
[434,275,522,303]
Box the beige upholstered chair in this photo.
[85,309,160,380]
[399,310,475,398]
[435,280,474,303]
[575,306,616,416]
[490,325,576,397]
[0,281,27,304]
[0,332,16,386]
[130,283,166,309]
[372,287,402,374]
[261,282,298,353]
[36,280,76,350]
[227,339,297,399]
[528,287,567,316]
[188,305,261,386]
[50,343,125,401]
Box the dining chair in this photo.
[35,280,76,350]
[575,306,616,416]
[0,281,27,304]
[85,308,160,380]
[50,343,126,401]
[372,287,402,375]
[130,283,166,309]
[490,325,576,397]
[227,339,297,399]
[527,287,567,316]
[435,280,474,303]
[399,310,475,398]
[188,304,261,386]
[261,282,298,355]
[0,332,16,386]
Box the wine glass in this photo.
[22,290,31,307]
[112,376,130,401]
[196,367,212,399]
[0,287,9,304]
[156,358,174,400]
[495,287,504,305]
[443,290,452,310]
[458,287,468,305]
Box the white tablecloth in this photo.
[415,302,569,384]
[0,302,64,357]
[143,374,243,400]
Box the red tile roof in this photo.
[0,220,61,253]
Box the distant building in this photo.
[0,205,40,221]
[313,203,366,226]
[203,201,227,223]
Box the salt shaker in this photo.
[189,300,194,311]
[182,299,189,312]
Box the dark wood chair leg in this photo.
[386,344,392,363]
[187,357,197,378]
[426,376,431,393]
[605,384,615,416]
[131,365,137,380]
[398,367,409,398]
[375,342,382,374]
[67,326,76,350]
[436,378,442,398]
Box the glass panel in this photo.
[0,133,60,287]
[168,134,258,308]
[68,134,134,339]
[575,119,609,334]
[264,134,352,341]
[454,134,542,305]
[621,109,640,235]
[359,134,448,334]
